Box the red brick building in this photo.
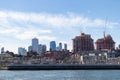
[95,34,115,50]
[72,33,94,53]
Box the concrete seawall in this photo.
[7,64,120,70]
[0,66,8,70]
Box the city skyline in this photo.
[0,0,120,53]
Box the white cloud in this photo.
[0,10,119,28]
[0,10,119,53]
[0,26,52,40]
[0,10,119,41]
[37,36,56,41]
[0,28,17,34]
[15,28,53,40]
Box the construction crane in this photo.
[103,17,108,49]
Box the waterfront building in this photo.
[72,33,94,53]
[95,34,115,50]
[18,47,27,55]
[32,38,39,52]
[50,41,56,51]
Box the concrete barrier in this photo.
[7,64,120,70]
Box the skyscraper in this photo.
[59,42,62,51]
[37,44,43,55]
[32,38,38,52]
[50,41,56,51]
[72,33,94,53]
[28,38,47,55]
[64,43,67,50]
[1,47,4,53]
[28,46,33,52]
[42,45,46,54]
[18,47,27,55]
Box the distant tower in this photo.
[119,44,120,49]
[37,44,42,55]
[18,47,27,55]
[1,47,4,53]
[37,44,46,55]
[32,38,39,52]
[42,45,46,54]
[59,43,62,51]
[28,46,33,52]
[50,41,56,51]
[64,43,67,50]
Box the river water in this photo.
[0,70,120,80]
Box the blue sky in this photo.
[0,0,120,53]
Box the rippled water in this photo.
[0,70,120,80]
